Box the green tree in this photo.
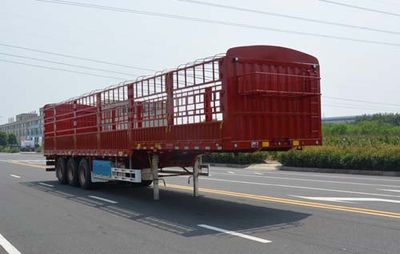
[0,132,7,147]
[7,133,17,145]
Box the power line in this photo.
[0,59,126,80]
[178,0,400,35]
[35,0,400,47]
[1,57,398,113]
[323,104,399,112]
[0,52,138,77]
[1,50,398,109]
[362,0,400,6]
[324,96,400,107]
[0,42,156,72]
[324,101,400,111]
[319,0,400,17]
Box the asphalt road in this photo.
[0,153,399,254]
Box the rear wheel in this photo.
[78,158,93,189]
[56,158,67,184]
[67,157,79,186]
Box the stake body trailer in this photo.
[43,45,322,199]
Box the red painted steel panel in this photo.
[43,45,322,157]
[222,46,321,150]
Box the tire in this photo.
[78,158,93,190]
[56,158,67,184]
[67,157,79,186]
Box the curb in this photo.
[280,166,400,177]
[206,162,400,176]
[207,163,250,168]
[207,162,280,170]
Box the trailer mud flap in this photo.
[92,160,112,182]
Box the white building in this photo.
[0,109,43,145]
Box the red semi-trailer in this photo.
[43,45,322,199]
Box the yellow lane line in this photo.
[5,160,400,219]
[167,184,400,219]
[7,160,46,169]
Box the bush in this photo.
[278,145,400,171]
[0,146,20,153]
[323,114,400,146]
[35,145,42,153]
[202,114,400,169]
[7,133,17,145]
[0,132,7,147]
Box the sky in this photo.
[0,0,399,124]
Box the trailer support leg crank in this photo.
[151,154,159,200]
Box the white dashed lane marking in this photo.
[198,224,271,244]
[39,182,54,188]
[10,174,21,179]
[292,195,400,204]
[379,189,400,193]
[0,233,21,254]
[89,195,118,204]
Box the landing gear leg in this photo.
[193,156,201,197]
[151,154,159,200]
